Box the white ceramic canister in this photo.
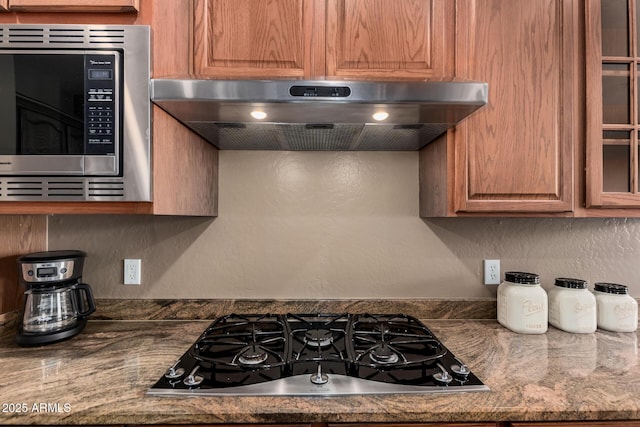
[497,271,548,334]
[593,282,638,332]
[548,277,596,333]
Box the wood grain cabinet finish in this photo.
[193,0,323,78]
[142,423,498,427]
[192,0,453,79]
[421,0,577,216]
[511,422,640,427]
[7,0,140,12]
[585,0,640,208]
[325,0,454,78]
[0,216,46,316]
[330,424,497,427]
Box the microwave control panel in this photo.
[85,53,119,155]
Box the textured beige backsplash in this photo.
[48,151,640,299]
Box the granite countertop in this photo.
[0,317,639,425]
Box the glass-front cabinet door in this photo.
[586,0,640,207]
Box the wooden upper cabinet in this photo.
[193,0,324,78]
[193,0,453,79]
[7,0,139,12]
[585,0,640,208]
[427,0,576,215]
[326,0,454,79]
[511,423,640,427]
[0,1,7,12]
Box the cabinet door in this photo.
[512,423,640,427]
[193,0,325,78]
[326,0,454,79]
[452,0,576,213]
[0,1,7,11]
[7,0,139,12]
[585,0,640,207]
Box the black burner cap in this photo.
[304,328,333,347]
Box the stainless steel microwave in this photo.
[0,24,151,202]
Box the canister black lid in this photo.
[505,271,540,285]
[594,282,629,295]
[554,277,588,289]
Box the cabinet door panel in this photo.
[585,0,640,208]
[1,1,7,11]
[512,423,640,427]
[326,0,453,78]
[453,0,575,212]
[193,0,324,78]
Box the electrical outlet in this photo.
[124,259,141,285]
[483,259,500,285]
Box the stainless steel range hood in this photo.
[150,79,488,151]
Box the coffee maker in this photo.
[16,250,96,346]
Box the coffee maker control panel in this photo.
[17,250,86,285]
[21,260,77,283]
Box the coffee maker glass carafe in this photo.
[16,250,96,346]
[22,284,95,333]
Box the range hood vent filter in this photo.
[284,124,361,151]
[151,79,488,151]
[185,122,452,151]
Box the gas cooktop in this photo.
[147,313,489,396]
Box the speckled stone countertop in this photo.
[0,311,639,425]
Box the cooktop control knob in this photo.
[451,363,470,378]
[183,366,204,387]
[164,361,185,379]
[433,363,453,385]
[310,364,329,385]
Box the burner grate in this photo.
[286,313,352,376]
[190,314,288,369]
[350,313,447,368]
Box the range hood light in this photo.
[250,110,267,120]
[372,111,389,121]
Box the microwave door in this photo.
[0,24,151,202]
[0,51,119,177]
